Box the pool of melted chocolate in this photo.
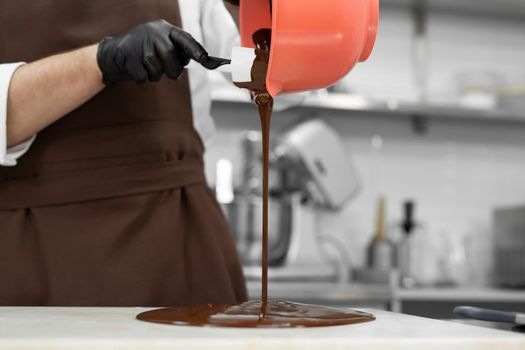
[137,300,374,328]
[137,28,375,329]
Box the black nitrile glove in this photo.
[224,0,240,6]
[97,19,208,85]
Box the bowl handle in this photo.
[359,0,379,62]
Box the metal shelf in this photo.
[211,91,525,125]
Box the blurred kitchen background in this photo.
[207,0,525,319]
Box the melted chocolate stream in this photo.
[234,29,273,320]
[137,29,375,328]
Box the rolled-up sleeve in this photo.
[201,0,240,62]
[0,63,35,167]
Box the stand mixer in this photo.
[222,119,360,283]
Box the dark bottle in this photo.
[397,200,426,288]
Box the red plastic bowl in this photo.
[240,0,379,96]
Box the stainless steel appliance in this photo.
[220,119,360,283]
[493,205,525,288]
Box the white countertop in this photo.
[1,307,524,350]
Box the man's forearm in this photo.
[6,44,104,147]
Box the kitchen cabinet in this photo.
[1,307,524,350]
[392,287,525,319]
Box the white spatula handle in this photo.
[185,47,255,83]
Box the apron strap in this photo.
[0,159,206,209]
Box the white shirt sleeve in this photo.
[200,0,240,60]
[0,63,36,167]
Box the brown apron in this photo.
[0,0,247,306]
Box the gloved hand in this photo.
[224,0,240,6]
[97,19,208,85]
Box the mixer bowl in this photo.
[240,0,379,96]
[223,195,293,267]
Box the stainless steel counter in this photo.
[246,281,391,308]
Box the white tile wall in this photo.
[204,7,525,285]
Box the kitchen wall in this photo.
[345,6,525,104]
[203,6,525,286]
